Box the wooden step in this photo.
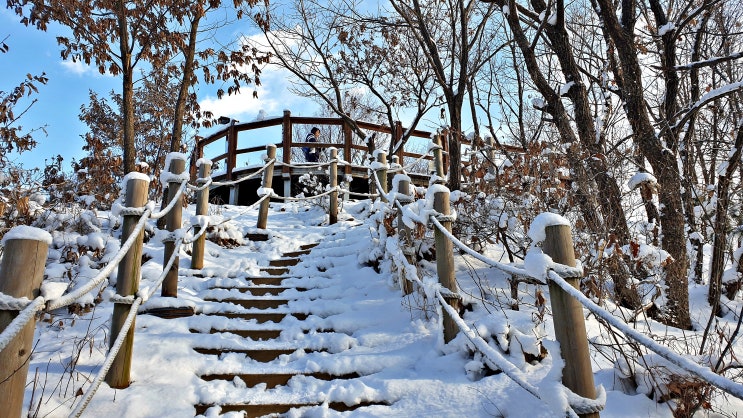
[209,286,290,296]
[261,267,289,276]
[193,348,298,362]
[203,312,308,323]
[282,249,312,257]
[194,400,386,417]
[199,372,361,389]
[141,306,195,319]
[247,276,287,286]
[205,298,288,309]
[269,258,300,267]
[299,243,319,250]
[245,232,269,241]
[192,328,282,340]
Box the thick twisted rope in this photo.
[69,297,142,418]
[268,186,340,202]
[150,180,188,220]
[187,177,213,192]
[548,270,743,401]
[46,208,152,311]
[0,296,45,353]
[210,159,276,187]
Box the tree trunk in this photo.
[709,124,743,311]
[448,105,463,191]
[170,14,201,153]
[594,0,690,328]
[117,0,135,174]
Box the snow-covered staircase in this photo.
[187,241,389,416]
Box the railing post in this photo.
[191,160,211,270]
[329,147,339,225]
[433,134,445,178]
[343,121,353,176]
[106,174,149,388]
[396,176,415,295]
[0,227,49,417]
[282,110,292,197]
[162,155,186,298]
[543,224,599,418]
[375,151,388,203]
[257,144,277,230]
[433,186,460,343]
[394,121,404,160]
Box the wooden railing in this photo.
[190,110,443,182]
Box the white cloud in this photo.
[59,59,115,78]
[198,64,317,121]
[59,59,95,76]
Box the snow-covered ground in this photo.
[14,198,743,417]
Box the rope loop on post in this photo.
[565,385,606,414]
[0,292,34,311]
[119,206,147,217]
[395,194,414,204]
[109,294,136,305]
[433,213,457,223]
[161,233,177,243]
[438,287,462,300]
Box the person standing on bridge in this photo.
[303,127,320,163]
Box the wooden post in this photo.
[397,176,415,295]
[0,228,49,417]
[441,130,450,176]
[543,224,599,418]
[433,135,445,178]
[329,147,339,225]
[376,151,388,203]
[257,145,277,230]
[191,161,211,270]
[162,157,185,298]
[343,121,353,176]
[282,110,292,196]
[106,175,149,388]
[433,186,460,343]
[226,122,237,181]
[394,121,404,161]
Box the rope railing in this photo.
[280,159,343,170]
[267,186,340,202]
[548,270,743,401]
[0,296,45,353]
[208,158,276,187]
[70,296,142,418]
[369,147,743,412]
[45,207,154,312]
[70,177,217,416]
[0,150,289,417]
[371,162,600,416]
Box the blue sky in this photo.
[1,7,318,171]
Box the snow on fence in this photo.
[368,135,743,416]
[0,143,354,418]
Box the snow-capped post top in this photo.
[121,172,151,189]
[527,212,571,246]
[1,225,52,245]
[196,158,213,168]
[160,152,189,188]
[164,152,188,170]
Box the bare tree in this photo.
[388,0,499,191]
[251,0,439,157]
